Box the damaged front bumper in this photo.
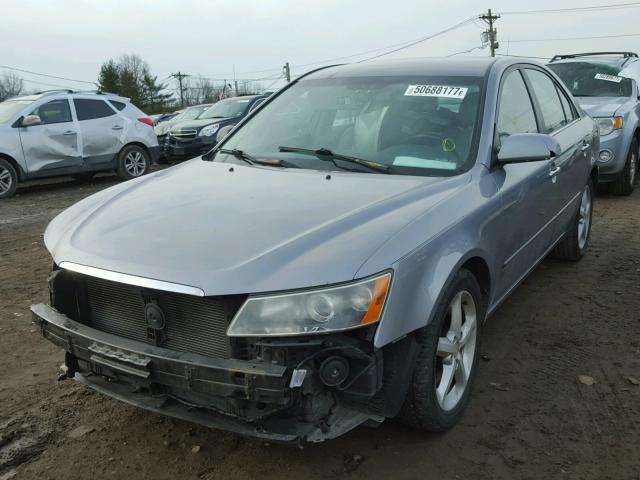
[31,303,388,444]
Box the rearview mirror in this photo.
[497,133,560,164]
[216,125,234,142]
[21,114,42,127]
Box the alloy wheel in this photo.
[577,185,592,250]
[435,290,478,411]
[124,151,146,177]
[0,165,12,195]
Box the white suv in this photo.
[0,90,159,199]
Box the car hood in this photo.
[45,160,468,295]
[171,117,235,131]
[575,96,630,117]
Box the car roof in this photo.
[550,52,638,69]
[10,90,130,103]
[303,57,506,80]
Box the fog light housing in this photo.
[598,149,613,163]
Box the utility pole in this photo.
[234,80,239,96]
[479,9,500,57]
[170,72,190,107]
[283,62,291,83]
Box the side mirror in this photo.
[496,133,560,164]
[21,114,42,127]
[216,125,234,142]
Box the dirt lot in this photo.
[1,174,639,480]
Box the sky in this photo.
[1,0,639,95]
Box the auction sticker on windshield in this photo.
[405,85,468,98]
[594,73,622,83]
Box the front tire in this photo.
[0,158,18,199]
[552,179,594,261]
[116,145,150,181]
[397,269,484,432]
[611,138,638,196]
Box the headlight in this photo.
[596,117,623,136]
[199,123,220,137]
[227,272,392,337]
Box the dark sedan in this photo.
[165,95,268,162]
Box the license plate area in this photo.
[88,342,151,378]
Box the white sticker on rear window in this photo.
[404,85,468,98]
[594,73,622,83]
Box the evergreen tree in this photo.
[97,60,120,94]
[96,54,172,113]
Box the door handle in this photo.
[63,131,77,135]
[549,165,561,177]
[581,143,591,152]
[112,125,124,130]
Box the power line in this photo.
[447,45,487,57]
[20,77,77,90]
[499,2,640,15]
[509,32,640,43]
[194,16,478,78]
[357,16,477,62]
[0,64,95,85]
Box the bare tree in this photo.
[0,72,24,101]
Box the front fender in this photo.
[365,166,501,349]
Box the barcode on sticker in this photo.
[594,73,622,83]
[405,85,468,98]
[289,369,307,388]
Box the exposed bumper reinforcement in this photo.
[30,303,377,443]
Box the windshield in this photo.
[181,105,209,120]
[217,76,483,176]
[0,99,33,124]
[200,98,252,119]
[548,62,633,97]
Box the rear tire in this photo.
[611,138,637,196]
[552,179,594,261]
[116,145,150,181]
[397,269,484,432]
[0,158,18,199]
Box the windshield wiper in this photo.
[218,148,255,165]
[217,148,299,168]
[278,146,390,174]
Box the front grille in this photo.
[170,130,197,140]
[83,276,242,359]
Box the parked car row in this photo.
[1,53,638,201]
[33,56,603,443]
[163,94,268,161]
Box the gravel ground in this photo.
[0,174,639,480]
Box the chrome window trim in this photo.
[59,262,205,297]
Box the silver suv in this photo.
[548,52,640,195]
[0,90,159,199]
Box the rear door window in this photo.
[556,86,577,122]
[74,99,116,120]
[108,100,127,111]
[30,99,72,125]
[525,69,568,133]
[497,70,538,139]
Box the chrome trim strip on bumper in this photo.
[58,261,205,297]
